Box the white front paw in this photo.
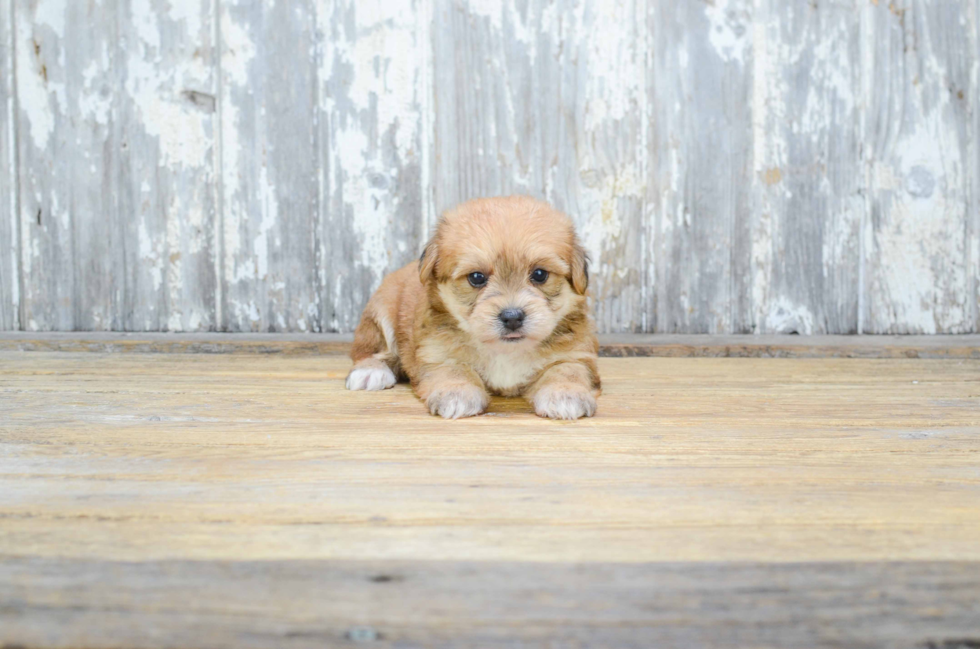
[426,384,489,419]
[346,365,396,391]
[533,388,597,420]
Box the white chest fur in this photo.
[477,347,545,396]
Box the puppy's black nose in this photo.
[499,308,525,332]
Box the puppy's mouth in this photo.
[500,332,526,342]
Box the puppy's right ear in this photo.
[570,241,590,295]
[419,240,438,284]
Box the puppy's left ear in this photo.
[419,240,438,284]
[570,242,589,295]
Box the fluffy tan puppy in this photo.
[346,196,600,420]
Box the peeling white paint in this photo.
[125,1,211,169]
[750,12,775,332]
[139,221,164,292]
[114,0,219,332]
[165,0,203,38]
[3,3,18,324]
[705,0,750,64]
[219,8,255,86]
[219,1,252,296]
[332,125,389,272]
[811,29,856,112]
[16,17,65,151]
[417,0,435,239]
[221,100,243,285]
[581,0,642,131]
[870,111,968,333]
[4,0,978,335]
[466,0,503,31]
[864,3,971,335]
[338,1,419,162]
[132,0,161,51]
[766,297,815,335]
[165,191,183,331]
[252,162,278,281]
[219,1,324,332]
[578,170,643,275]
[34,2,65,38]
[320,0,424,292]
[78,59,111,124]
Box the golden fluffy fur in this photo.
[346,196,600,419]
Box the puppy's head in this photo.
[419,196,589,350]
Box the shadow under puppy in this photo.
[346,196,600,420]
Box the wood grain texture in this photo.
[317,0,428,333]
[432,0,647,332]
[2,332,980,359]
[749,1,862,334]
[13,1,217,332]
[1,354,978,563]
[15,0,119,331]
[0,352,979,646]
[862,1,976,334]
[0,0,18,330]
[115,0,219,331]
[3,0,980,335]
[3,559,978,649]
[649,0,753,334]
[219,0,319,332]
[967,0,980,331]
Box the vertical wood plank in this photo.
[0,0,19,330]
[432,0,648,333]
[317,0,428,333]
[5,0,978,334]
[748,1,863,334]
[862,1,975,334]
[649,0,753,334]
[219,0,318,332]
[972,0,980,333]
[15,1,119,331]
[115,0,219,331]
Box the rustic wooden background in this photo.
[1,0,977,334]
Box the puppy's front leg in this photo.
[525,362,599,420]
[416,364,490,420]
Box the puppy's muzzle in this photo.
[499,308,525,332]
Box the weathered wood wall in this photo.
[1,0,977,334]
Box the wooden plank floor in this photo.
[3,331,980,358]
[1,350,979,648]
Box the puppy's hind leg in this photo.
[346,314,399,391]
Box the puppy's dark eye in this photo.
[530,268,549,284]
[467,272,488,288]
